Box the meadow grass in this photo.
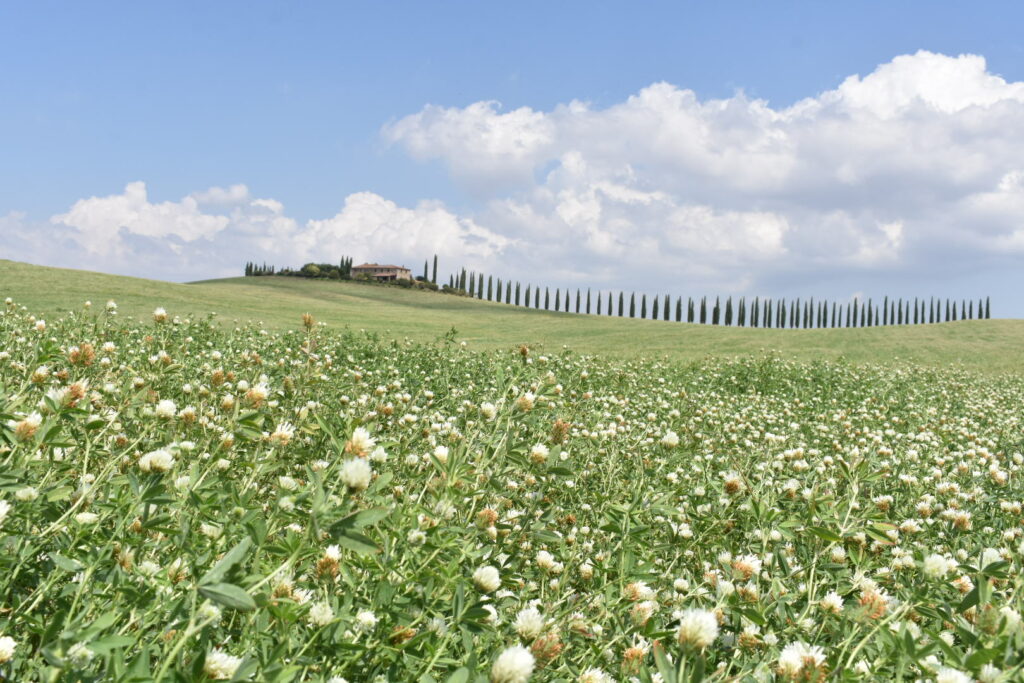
[2,259,1021,373]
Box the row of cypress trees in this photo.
[447,269,991,326]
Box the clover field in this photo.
[1,299,1023,682]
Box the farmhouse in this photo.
[351,263,413,282]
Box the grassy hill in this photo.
[2,258,1021,372]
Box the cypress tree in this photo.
[752,298,760,328]
[554,288,560,311]
[629,293,636,318]
[505,281,512,304]
[575,289,581,314]
[985,296,991,319]
[650,295,657,320]
[764,299,771,328]
[688,298,695,323]
[830,302,837,328]
[544,288,550,310]
[609,291,615,316]
[596,291,602,315]
[477,275,485,299]
[724,297,733,326]
[532,286,539,309]
[664,295,671,321]
[448,274,454,288]
[738,297,746,327]
[619,292,625,317]
[712,297,721,325]
[676,296,682,322]
[432,255,438,283]
[586,289,591,314]
[968,300,973,319]
[883,296,889,325]
[423,260,429,280]
[469,272,475,295]
[699,297,707,324]
[515,283,521,306]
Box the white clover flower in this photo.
[777,641,825,677]
[923,554,953,579]
[0,635,16,663]
[139,449,175,473]
[491,644,535,683]
[203,649,243,679]
[66,642,95,669]
[473,565,501,593]
[153,307,168,323]
[935,667,971,683]
[355,610,378,631]
[514,606,545,640]
[75,512,99,525]
[14,486,38,502]
[577,668,615,683]
[340,458,372,490]
[529,443,549,464]
[676,609,719,649]
[308,602,335,627]
[198,603,222,624]
[661,430,680,448]
[155,399,177,419]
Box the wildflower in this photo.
[661,430,680,448]
[340,458,372,490]
[529,443,549,464]
[514,606,545,640]
[355,610,378,631]
[676,609,719,650]
[777,641,826,679]
[75,512,99,524]
[0,635,16,663]
[10,412,42,441]
[105,300,117,312]
[153,307,168,323]
[67,642,95,668]
[345,427,376,457]
[473,565,501,593]
[198,603,222,624]
[155,399,177,419]
[269,421,295,447]
[491,645,535,683]
[15,486,38,502]
[308,602,335,627]
[820,591,844,615]
[578,669,615,683]
[935,668,971,683]
[480,402,497,420]
[139,449,175,473]
[203,649,243,679]
[923,554,954,579]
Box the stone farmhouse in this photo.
[351,263,413,282]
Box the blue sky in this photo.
[3,2,1024,313]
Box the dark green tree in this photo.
[712,297,721,325]
[629,293,636,318]
[586,289,591,314]
[699,297,707,324]
[676,296,682,322]
[724,297,733,326]
[432,255,438,283]
[619,292,625,317]
[544,287,550,310]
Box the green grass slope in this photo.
[2,258,1021,372]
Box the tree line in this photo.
[245,258,992,326]
[446,268,991,326]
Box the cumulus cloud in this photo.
[386,50,1024,293]
[4,50,1024,301]
[1,182,509,282]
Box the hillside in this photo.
[2,259,1020,372]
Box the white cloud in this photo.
[5,50,1024,303]
[386,50,1024,292]
[2,183,509,283]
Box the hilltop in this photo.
[2,259,1021,372]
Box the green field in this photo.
[2,259,1020,372]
